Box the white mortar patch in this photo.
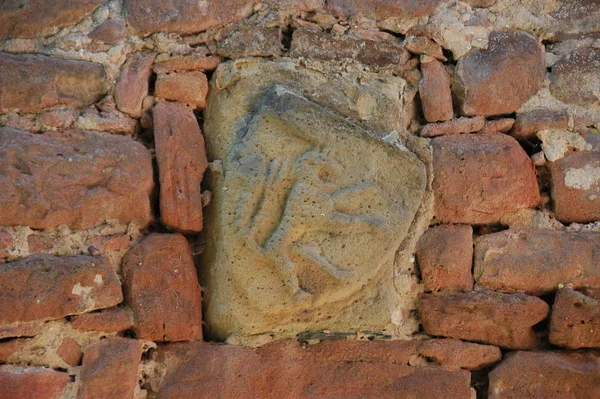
[564,166,600,191]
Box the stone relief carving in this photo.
[202,59,432,343]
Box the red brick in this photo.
[0,0,104,39]
[153,102,208,232]
[454,30,545,116]
[84,234,131,254]
[114,51,156,118]
[0,231,14,260]
[419,289,549,349]
[155,72,208,109]
[0,254,122,327]
[0,128,153,230]
[550,48,600,105]
[153,340,472,399]
[26,235,55,253]
[88,20,128,44]
[153,54,222,73]
[474,229,600,295]
[419,58,453,123]
[510,109,569,141]
[417,339,502,370]
[327,0,446,20]
[488,351,600,399]
[57,337,82,367]
[217,27,282,58]
[77,337,143,399]
[478,118,514,134]
[124,0,258,36]
[549,151,600,223]
[0,339,26,362]
[432,134,540,224]
[0,53,106,113]
[70,307,133,333]
[549,287,600,349]
[415,224,473,292]
[122,234,202,341]
[420,116,485,137]
[0,366,69,399]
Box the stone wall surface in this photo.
[0,0,598,398]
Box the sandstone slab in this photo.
[327,0,445,20]
[417,339,501,370]
[153,102,207,232]
[217,27,282,58]
[122,234,202,341]
[0,0,104,39]
[432,134,540,224]
[415,224,473,292]
[488,351,600,399]
[114,52,157,118]
[549,287,600,349]
[70,307,133,333]
[124,0,258,36]
[405,36,446,61]
[420,116,485,138]
[479,118,514,135]
[0,53,106,114]
[89,20,128,44]
[57,338,82,367]
[550,151,600,223]
[511,109,569,141]
[454,30,545,116]
[202,59,430,341]
[419,58,453,123]
[550,48,600,106]
[475,229,600,295]
[155,71,208,109]
[153,54,222,73]
[0,254,122,327]
[77,337,143,399]
[153,340,471,399]
[0,128,153,229]
[0,366,69,399]
[419,289,549,349]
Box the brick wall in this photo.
[0,1,599,398]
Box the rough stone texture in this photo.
[74,109,138,135]
[153,340,472,399]
[0,366,70,399]
[550,48,600,106]
[550,151,600,224]
[0,0,104,39]
[420,116,485,138]
[488,351,600,399]
[510,109,569,141]
[478,118,515,135]
[124,0,258,36]
[419,58,453,123]
[88,20,128,44]
[417,339,502,370]
[155,72,209,109]
[549,287,600,349]
[474,229,600,295]
[327,0,445,20]
[290,29,410,70]
[454,30,545,116]
[432,134,540,224]
[217,27,282,58]
[153,102,208,232]
[202,59,430,341]
[114,52,157,118]
[153,54,223,73]
[405,36,446,61]
[0,128,154,230]
[77,337,144,399]
[415,224,473,292]
[70,307,133,333]
[0,53,106,114]
[0,254,122,327]
[122,234,202,341]
[419,289,549,349]
[538,129,592,162]
[57,337,82,367]
[0,339,25,363]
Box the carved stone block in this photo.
[202,59,431,343]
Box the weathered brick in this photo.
[114,52,157,118]
[57,338,82,367]
[70,307,133,334]
[0,366,69,399]
[0,339,26,363]
[153,54,222,73]
[153,102,208,232]
[417,339,502,370]
[488,351,600,399]
[432,134,540,224]
[88,20,128,44]
[550,48,600,106]
[73,108,138,135]
[122,234,202,342]
[478,118,514,134]
[420,116,485,137]
[405,36,446,61]
[454,30,545,116]
[0,0,104,39]
[549,287,600,349]
[475,229,600,295]
[153,340,472,399]
[0,53,106,114]
[217,27,282,58]
[327,0,446,20]
[124,0,258,36]
[550,151,600,223]
[415,224,473,292]
[77,337,143,399]
[419,58,453,123]
[419,289,549,349]
[0,255,122,327]
[0,128,153,229]
[510,109,569,141]
[155,72,209,109]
